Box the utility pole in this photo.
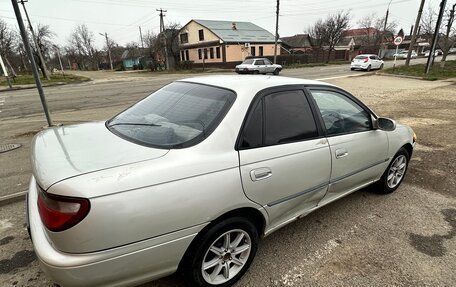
[273,0,280,64]
[157,8,169,70]
[406,0,425,66]
[12,0,52,126]
[20,0,50,80]
[99,32,113,70]
[379,0,393,57]
[425,0,447,75]
[53,45,65,78]
[139,26,145,56]
[0,54,12,88]
[440,3,455,67]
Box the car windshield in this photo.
[242,59,254,64]
[354,56,367,60]
[107,82,236,149]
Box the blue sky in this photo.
[0,0,444,48]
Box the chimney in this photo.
[232,22,237,30]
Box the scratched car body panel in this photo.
[28,75,415,287]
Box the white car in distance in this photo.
[393,50,418,59]
[350,54,384,71]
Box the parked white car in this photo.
[235,58,282,75]
[28,75,415,287]
[424,49,443,57]
[393,50,418,59]
[350,54,384,71]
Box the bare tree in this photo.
[32,24,55,76]
[68,24,98,70]
[307,19,326,49]
[0,19,16,75]
[357,13,397,48]
[421,5,437,40]
[322,11,352,62]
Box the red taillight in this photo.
[363,58,369,63]
[37,188,90,232]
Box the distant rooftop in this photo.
[192,19,277,43]
[280,34,312,48]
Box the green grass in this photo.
[283,60,350,69]
[0,73,90,87]
[383,60,456,81]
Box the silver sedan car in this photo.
[28,75,415,287]
[235,58,282,75]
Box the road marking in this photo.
[0,219,13,231]
[280,224,359,286]
[315,73,370,81]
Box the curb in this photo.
[0,80,91,93]
[375,72,425,80]
[0,191,27,206]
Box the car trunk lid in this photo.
[32,121,169,190]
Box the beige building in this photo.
[178,19,280,68]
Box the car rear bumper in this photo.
[350,63,369,69]
[28,176,204,287]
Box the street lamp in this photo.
[99,32,113,70]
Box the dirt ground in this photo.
[329,75,456,198]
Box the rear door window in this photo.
[239,89,319,149]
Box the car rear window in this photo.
[242,59,254,64]
[107,82,236,149]
[354,56,368,60]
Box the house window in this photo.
[209,47,214,59]
[251,46,256,56]
[185,50,190,61]
[198,29,204,41]
[216,47,221,59]
[180,33,188,44]
[181,51,185,61]
[203,48,208,59]
[259,46,264,56]
[198,49,202,60]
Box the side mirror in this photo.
[376,117,396,131]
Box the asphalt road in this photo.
[1,55,453,121]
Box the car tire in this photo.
[273,68,280,75]
[182,217,259,287]
[366,65,371,72]
[350,68,355,71]
[253,70,259,75]
[375,147,410,194]
[379,64,384,70]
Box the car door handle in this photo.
[335,148,348,159]
[250,168,272,181]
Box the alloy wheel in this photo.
[201,229,252,285]
[387,155,407,189]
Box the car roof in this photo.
[356,54,377,57]
[178,75,333,96]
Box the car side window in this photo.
[239,90,319,149]
[239,101,263,148]
[310,90,371,136]
[264,90,318,145]
[255,60,264,65]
